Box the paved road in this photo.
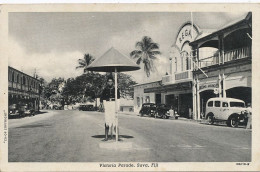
[8,110,251,162]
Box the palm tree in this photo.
[76,53,95,73]
[130,36,161,77]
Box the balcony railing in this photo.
[162,75,175,85]
[162,70,192,85]
[175,70,192,81]
[198,46,251,68]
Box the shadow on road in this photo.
[92,135,134,139]
[9,111,48,120]
[15,124,52,129]
[200,122,246,129]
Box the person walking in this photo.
[100,76,120,141]
[245,104,252,129]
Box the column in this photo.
[196,76,200,120]
[192,77,197,120]
[196,48,200,69]
[169,57,173,74]
[218,74,222,98]
[222,73,226,98]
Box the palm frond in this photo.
[147,42,160,51]
[136,58,142,65]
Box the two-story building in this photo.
[190,12,252,120]
[134,12,252,120]
[134,21,200,118]
[8,66,41,111]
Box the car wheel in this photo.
[208,115,214,125]
[162,114,167,119]
[230,117,239,128]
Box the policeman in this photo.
[100,76,120,141]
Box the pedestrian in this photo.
[245,104,252,129]
[169,106,175,119]
[100,76,120,141]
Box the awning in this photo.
[144,81,192,93]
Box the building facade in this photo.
[133,12,252,120]
[8,66,41,111]
[134,22,200,118]
[190,12,252,120]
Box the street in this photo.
[8,110,251,162]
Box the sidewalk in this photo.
[118,111,201,122]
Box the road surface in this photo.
[8,110,251,162]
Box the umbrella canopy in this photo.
[87,47,140,72]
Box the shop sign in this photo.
[199,83,219,90]
[175,23,199,50]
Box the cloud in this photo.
[8,37,83,82]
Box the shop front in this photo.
[191,12,252,120]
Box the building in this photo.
[190,12,252,120]
[134,21,200,118]
[119,99,134,112]
[134,12,252,119]
[8,66,41,111]
[134,80,161,112]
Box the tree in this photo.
[117,73,137,99]
[76,53,95,73]
[130,36,161,77]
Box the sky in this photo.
[8,12,248,83]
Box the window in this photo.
[215,101,221,107]
[222,102,228,107]
[230,102,245,107]
[208,101,213,107]
[23,76,26,85]
[17,74,20,83]
[12,72,14,82]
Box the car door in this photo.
[214,100,221,120]
[220,101,230,120]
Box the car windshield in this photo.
[230,102,245,107]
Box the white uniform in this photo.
[103,100,120,127]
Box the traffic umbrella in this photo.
[87,47,140,142]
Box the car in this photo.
[139,103,157,117]
[154,104,171,119]
[154,104,179,119]
[53,105,63,110]
[79,105,95,111]
[8,104,20,118]
[205,97,247,127]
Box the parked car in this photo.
[8,104,20,118]
[154,104,171,119]
[205,97,247,127]
[53,105,63,110]
[8,103,35,118]
[139,103,157,117]
[79,105,95,111]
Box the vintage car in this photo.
[79,104,95,111]
[205,97,247,127]
[139,103,157,117]
[154,104,179,119]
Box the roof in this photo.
[87,47,140,72]
[8,66,40,82]
[207,97,245,103]
[190,12,252,46]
